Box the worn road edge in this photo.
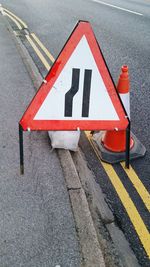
[3,15,140,267]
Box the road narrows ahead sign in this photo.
[20,21,128,131]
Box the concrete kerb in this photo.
[2,15,43,90]
[3,15,140,267]
[58,150,105,267]
[71,149,114,224]
[3,16,105,266]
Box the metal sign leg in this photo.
[125,120,130,169]
[19,124,24,175]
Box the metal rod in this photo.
[19,124,24,175]
[125,120,130,169]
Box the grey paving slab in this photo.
[0,16,80,267]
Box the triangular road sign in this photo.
[20,21,128,131]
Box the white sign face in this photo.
[34,36,119,121]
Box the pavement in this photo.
[0,14,81,267]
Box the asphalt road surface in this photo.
[1,0,150,266]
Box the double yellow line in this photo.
[2,7,27,29]
[85,131,150,258]
[1,6,54,70]
[25,33,55,70]
[2,6,150,258]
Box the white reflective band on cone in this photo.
[120,93,130,118]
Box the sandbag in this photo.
[48,131,80,151]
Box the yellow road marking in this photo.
[26,35,50,71]
[121,162,150,212]
[31,33,55,63]
[3,8,28,28]
[4,12,22,30]
[85,131,150,258]
[3,7,51,71]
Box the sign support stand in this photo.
[19,124,24,175]
[125,120,130,169]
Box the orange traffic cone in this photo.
[101,65,134,152]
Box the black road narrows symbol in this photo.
[64,68,80,117]
[82,69,92,117]
[64,68,92,117]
